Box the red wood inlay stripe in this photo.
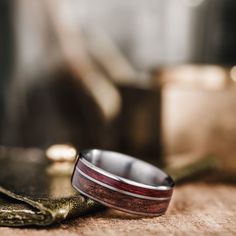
[72,170,170,215]
[77,160,172,199]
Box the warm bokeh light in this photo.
[162,65,228,90]
[46,144,77,162]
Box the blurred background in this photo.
[1,0,236,176]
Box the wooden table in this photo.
[1,183,236,235]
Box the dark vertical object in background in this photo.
[197,0,236,65]
[118,83,163,166]
[219,0,236,64]
[0,0,14,139]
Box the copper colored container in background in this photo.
[158,65,236,171]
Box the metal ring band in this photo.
[71,149,175,216]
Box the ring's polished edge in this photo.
[81,157,172,191]
[71,149,174,216]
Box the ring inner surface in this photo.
[82,150,174,188]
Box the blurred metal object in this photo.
[46,144,77,176]
[46,144,77,162]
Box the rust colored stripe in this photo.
[78,160,172,199]
[72,170,170,215]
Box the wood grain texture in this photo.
[1,183,236,235]
[76,160,173,198]
[74,172,170,215]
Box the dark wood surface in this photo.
[1,183,236,235]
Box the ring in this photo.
[71,149,174,216]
